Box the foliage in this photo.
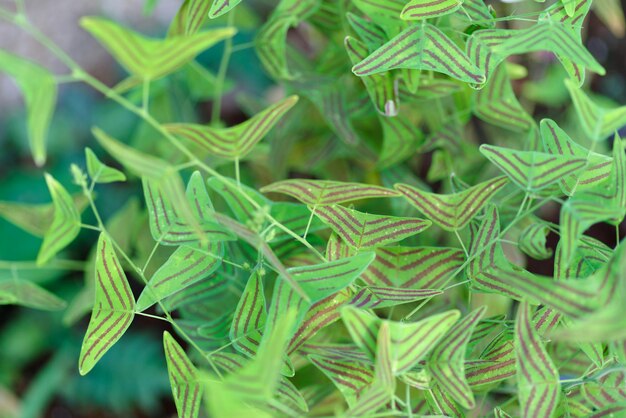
[1,0,626,417]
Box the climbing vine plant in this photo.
[1,0,626,416]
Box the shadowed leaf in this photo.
[163,332,201,418]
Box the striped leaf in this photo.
[81,17,235,80]
[261,179,398,205]
[401,0,462,20]
[582,367,626,409]
[230,271,267,358]
[466,336,516,388]
[0,50,57,166]
[313,205,430,250]
[480,145,586,193]
[554,236,611,280]
[352,23,485,84]
[135,241,224,311]
[142,175,234,245]
[94,128,205,242]
[361,246,465,288]
[79,233,135,375]
[36,174,81,266]
[474,66,534,132]
[566,79,626,140]
[519,222,553,260]
[427,384,465,417]
[467,23,604,86]
[455,0,494,27]
[515,302,560,418]
[346,13,386,50]
[342,306,460,374]
[266,253,376,340]
[346,322,395,417]
[378,115,424,168]
[204,310,297,417]
[165,96,298,160]
[344,36,398,117]
[85,148,126,184]
[494,407,512,418]
[168,0,212,36]
[540,119,613,195]
[163,332,201,418]
[353,0,404,26]
[395,176,508,231]
[349,286,442,309]
[0,279,66,311]
[209,0,241,19]
[427,306,487,409]
[309,356,375,407]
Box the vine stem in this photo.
[1,10,325,262]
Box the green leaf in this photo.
[313,204,430,250]
[395,176,508,231]
[0,279,66,311]
[165,96,299,160]
[566,79,626,140]
[427,306,487,409]
[401,0,462,20]
[261,179,399,205]
[309,355,374,407]
[163,331,201,418]
[169,0,211,36]
[349,286,442,309]
[378,115,424,168]
[467,22,604,87]
[473,66,534,131]
[515,302,560,418]
[480,145,586,193]
[518,221,553,260]
[209,0,242,19]
[0,50,57,166]
[344,36,398,116]
[85,148,126,184]
[79,233,135,375]
[36,174,81,266]
[93,127,207,243]
[230,270,267,358]
[466,336,516,388]
[361,246,465,288]
[341,306,460,374]
[81,17,235,80]
[352,23,485,84]
[540,119,613,195]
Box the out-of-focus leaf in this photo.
[261,179,398,205]
[85,148,126,184]
[163,332,201,418]
[0,50,57,166]
[401,0,462,20]
[0,279,66,311]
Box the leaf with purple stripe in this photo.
[361,246,465,289]
[261,179,399,205]
[345,13,386,51]
[554,236,611,280]
[168,0,212,36]
[474,65,534,132]
[540,118,613,196]
[349,286,442,309]
[427,306,487,409]
[378,115,424,168]
[163,331,201,418]
[309,355,375,407]
[81,17,235,80]
[165,96,298,160]
[352,23,485,84]
[36,173,82,266]
[518,221,554,260]
[209,0,241,19]
[401,0,462,20]
[515,302,560,418]
[79,233,135,375]
[480,145,587,193]
[395,176,508,231]
[230,270,267,359]
[466,335,516,389]
[313,204,430,250]
[345,36,398,117]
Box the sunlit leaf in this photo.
[209,0,242,19]
[79,233,135,375]
[85,147,126,184]
[401,0,462,20]
[261,179,399,205]
[229,270,267,358]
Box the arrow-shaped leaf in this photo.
[261,179,399,205]
[85,148,126,184]
[79,233,135,375]
[395,176,508,231]
[401,0,463,20]
[163,331,201,418]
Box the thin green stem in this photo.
[211,10,235,125]
[142,78,150,113]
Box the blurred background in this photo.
[0,0,625,417]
